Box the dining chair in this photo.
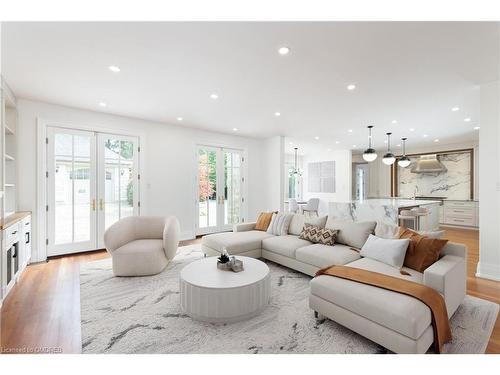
[302,198,320,216]
[289,198,299,213]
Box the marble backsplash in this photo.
[398,152,471,200]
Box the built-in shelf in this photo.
[4,154,15,161]
[4,183,15,187]
[4,124,15,135]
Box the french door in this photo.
[46,127,139,256]
[196,146,244,235]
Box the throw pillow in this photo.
[399,228,448,272]
[325,219,377,249]
[360,234,410,268]
[299,224,338,246]
[255,211,276,231]
[288,214,328,235]
[266,213,294,236]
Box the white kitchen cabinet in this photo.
[440,201,479,228]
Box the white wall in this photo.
[263,136,284,212]
[477,81,500,281]
[16,99,270,261]
[302,149,352,215]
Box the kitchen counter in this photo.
[329,199,440,230]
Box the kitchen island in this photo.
[329,198,441,231]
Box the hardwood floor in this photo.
[1,232,498,354]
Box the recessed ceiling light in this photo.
[327,148,332,152]
[474,126,480,130]
[314,136,320,140]
[409,128,415,132]
[347,84,356,91]
[177,117,183,121]
[274,112,281,117]
[383,140,388,144]
[335,141,340,144]
[434,139,439,142]
[348,129,353,133]
[289,141,293,145]
[397,144,401,147]
[352,145,357,148]
[98,101,107,107]
[392,120,398,124]
[464,118,471,122]
[423,134,428,138]
[278,46,290,55]
[232,127,238,132]
[210,93,219,100]
[451,106,460,112]
[108,65,121,73]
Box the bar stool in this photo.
[411,207,429,231]
[399,210,420,231]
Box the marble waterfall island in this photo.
[329,198,441,231]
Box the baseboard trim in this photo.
[475,261,500,281]
[180,230,195,241]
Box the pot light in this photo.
[423,134,428,138]
[464,118,471,122]
[451,106,460,111]
[362,125,377,162]
[108,65,121,73]
[392,120,398,124]
[347,84,356,91]
[352,145,357,148]
[278,46,290,55]
[98,101,107,107]
[409,128,415,132]
[210,93,219,100]
[327,148,332,152]
[348,129,353,133]
[314,136,320,140]
[434,139,439,142]
[232,127,238,132]
[274,112,281,117]
[474,126,480,130]
[398,138,411,168]
[177,117,183,121]
[335,141,340,144]
[382,133,396,165]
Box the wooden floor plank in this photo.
[1,233,498,354]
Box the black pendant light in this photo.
[398,137,411,168]
[362,125,377,162]
[382,132,396,165]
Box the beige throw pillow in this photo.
[326,219,377,249]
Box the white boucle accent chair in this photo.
[104,216,180,276]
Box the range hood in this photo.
[410,154,447,174]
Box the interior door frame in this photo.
[195,144,246,236]
[46,126,98,256]
[96,132,140,249]
[36,118,145,262]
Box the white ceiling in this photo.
[2,22,498,153]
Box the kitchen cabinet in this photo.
[440,201,478,228]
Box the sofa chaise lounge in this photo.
[201,214,467,353]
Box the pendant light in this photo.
[382,132,396,165]
[289,147,303,176]
[362,125,377,162]
[398,137,411,168]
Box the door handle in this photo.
[92,199,96,211]
[99,199,104,210]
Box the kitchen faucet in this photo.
[413,185,419,200]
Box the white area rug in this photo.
[80,245,498,354]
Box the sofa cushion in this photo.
[360,234,410,268]
[295,244,361,268]
[325,219,376,249]
[310,263,430,339]
[289,214,328,236]
[267,213,294,236]
[202,230,273,254]
[262,235,312,258]
[113,239,168,276]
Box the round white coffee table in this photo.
[179,256,271,323]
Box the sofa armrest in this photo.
[423,255,466,317]
[233,222,256,232]
[163,216,180,260]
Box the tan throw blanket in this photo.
[315,265,452,353]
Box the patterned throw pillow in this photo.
[299,224,338,246]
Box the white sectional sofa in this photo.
[201,213,467,353]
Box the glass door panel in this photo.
[197,147,218,232]
[223,151,242,227]
[97,134,139,248]
[47,128,96,255]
